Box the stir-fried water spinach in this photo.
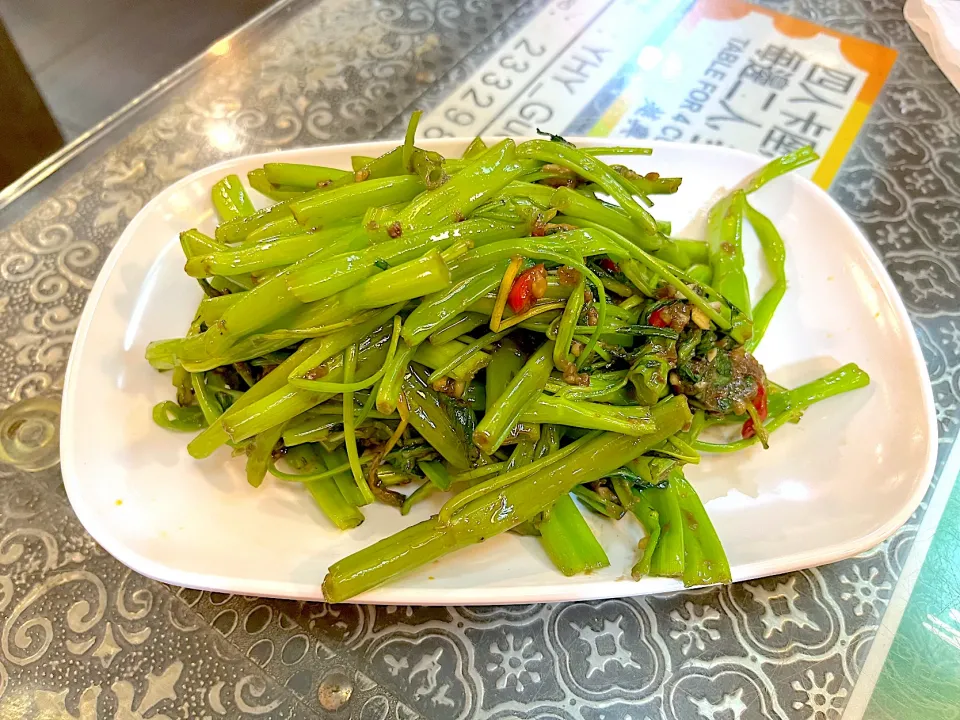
[147,116,869,601]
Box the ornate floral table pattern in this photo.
[0,1,957,718]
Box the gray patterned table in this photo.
[0,1,956,718]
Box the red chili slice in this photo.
[741,381,768,439]
[508,274,533,313]
[649,308,668,328]
[755,382,768,420]
[508,264,547,314]
[599,258,620,273]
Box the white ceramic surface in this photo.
[61,138,937,605]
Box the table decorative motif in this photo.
[0,1,956,717]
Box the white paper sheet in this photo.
[905,0,960,93]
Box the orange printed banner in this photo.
[587,0,897,188]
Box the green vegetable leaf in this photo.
[677,363,700,384]
[713,352,732,387]
[535,128,574,147]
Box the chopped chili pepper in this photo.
[508,264,547,313]
[649,308,668,328]
[599,258,620,274]
[741,380,768,439]
[508,274,532,313]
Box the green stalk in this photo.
[180,229,220,259]
[610,165,681,195]
[212,174,255,223]
[285,403,394,420]
[281,416,339,446]
[351,156,374,171]
[185,226,364,277]
[321,447,367,507]
[152,402,205,432]
[706,189,751,320]
[744,200,786,352]
[263,162,351,188]
[285,446,366,529]
[550,187,661,252]
[582,146,653,156]
[675,473,731,586]
[741,146,818,193]
[306,477,365,530]
[375,342,418,414]
[519,394,654,436]
[427,329,510,385]
[418,460,452,490]
[646,481,684,578]
[397,139,526,231]
[611,476,661,579]
[553,276,584,372]
[516,139,658,235]
[404,264,508,346]
[439,433,584,525]
[612,233,731,330]
[173,364,195,408]
[545,371,630,404]
[244,214,321,244]
[190,373,223,425]
[197,294,242,325]
[289,175,424,224]
[497,180,557,208]
[771,363,869,414]
[539,494,611,575]
[535,424,609,576]
[245,423,284,488]
[321,396,690,602]
[505,437,538,472]
[402,365,472,469]
[414,339,489,384]
[473,341,554,455]
[186,330,350,457]
[289,316,402,393]
[485,340,537,446]
[401,479,437,516]
[342,344,376,505]
[358,146,407,180]
[200,244,339,357]
[216,323,394,444]
[402,110,422,171]
[571,485,625,520]
[411,149,448,189]
[687,264,712,285]
[701,146,817,341]
[288,219,521,304]
[449,231,616,280]
[428,312,487,346]
[461,137,487,160]
[346,248,451,309]
[653,240,691,270]
[176,301,394,372]
[672,239,710,265]
[215,201,295,244]
[247,169,306,201]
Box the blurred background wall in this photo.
[0,0,274,188]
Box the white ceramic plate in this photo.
[61,138,937,605]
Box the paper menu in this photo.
[421,0,897,189]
